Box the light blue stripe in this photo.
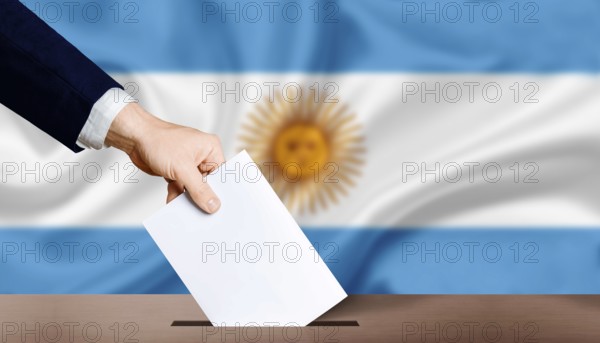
[0,228,598,294]
[24,0,600,72]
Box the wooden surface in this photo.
[0,295,599,342]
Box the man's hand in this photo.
[105,103,224,213]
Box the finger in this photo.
[178,166,221,213]
[166,179,185,203]
[199,161,220,174]
[199,139,226,174]
[208,140,226,165]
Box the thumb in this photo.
[178,166,221,213]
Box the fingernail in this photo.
[206,198,221,213]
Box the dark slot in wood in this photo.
[171,320,359,327]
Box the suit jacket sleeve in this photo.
[0,0,123,152]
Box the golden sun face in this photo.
[238,88,365,214]
[273,123,329,181]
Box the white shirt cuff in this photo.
[76,88,133,150]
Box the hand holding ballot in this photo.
[106,103,225,213]
[0,1,225,213]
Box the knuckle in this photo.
[210,133,222,145]
[172,167,187,182]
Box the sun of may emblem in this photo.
[238,84,365,214]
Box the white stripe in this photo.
[0,73,599,227]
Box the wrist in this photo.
[105,103,162,154]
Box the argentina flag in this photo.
[1,0,600,295]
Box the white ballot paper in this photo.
[143,150,347,326]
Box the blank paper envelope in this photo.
[143,150,347,326]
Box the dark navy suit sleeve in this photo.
[0,0,123,152]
